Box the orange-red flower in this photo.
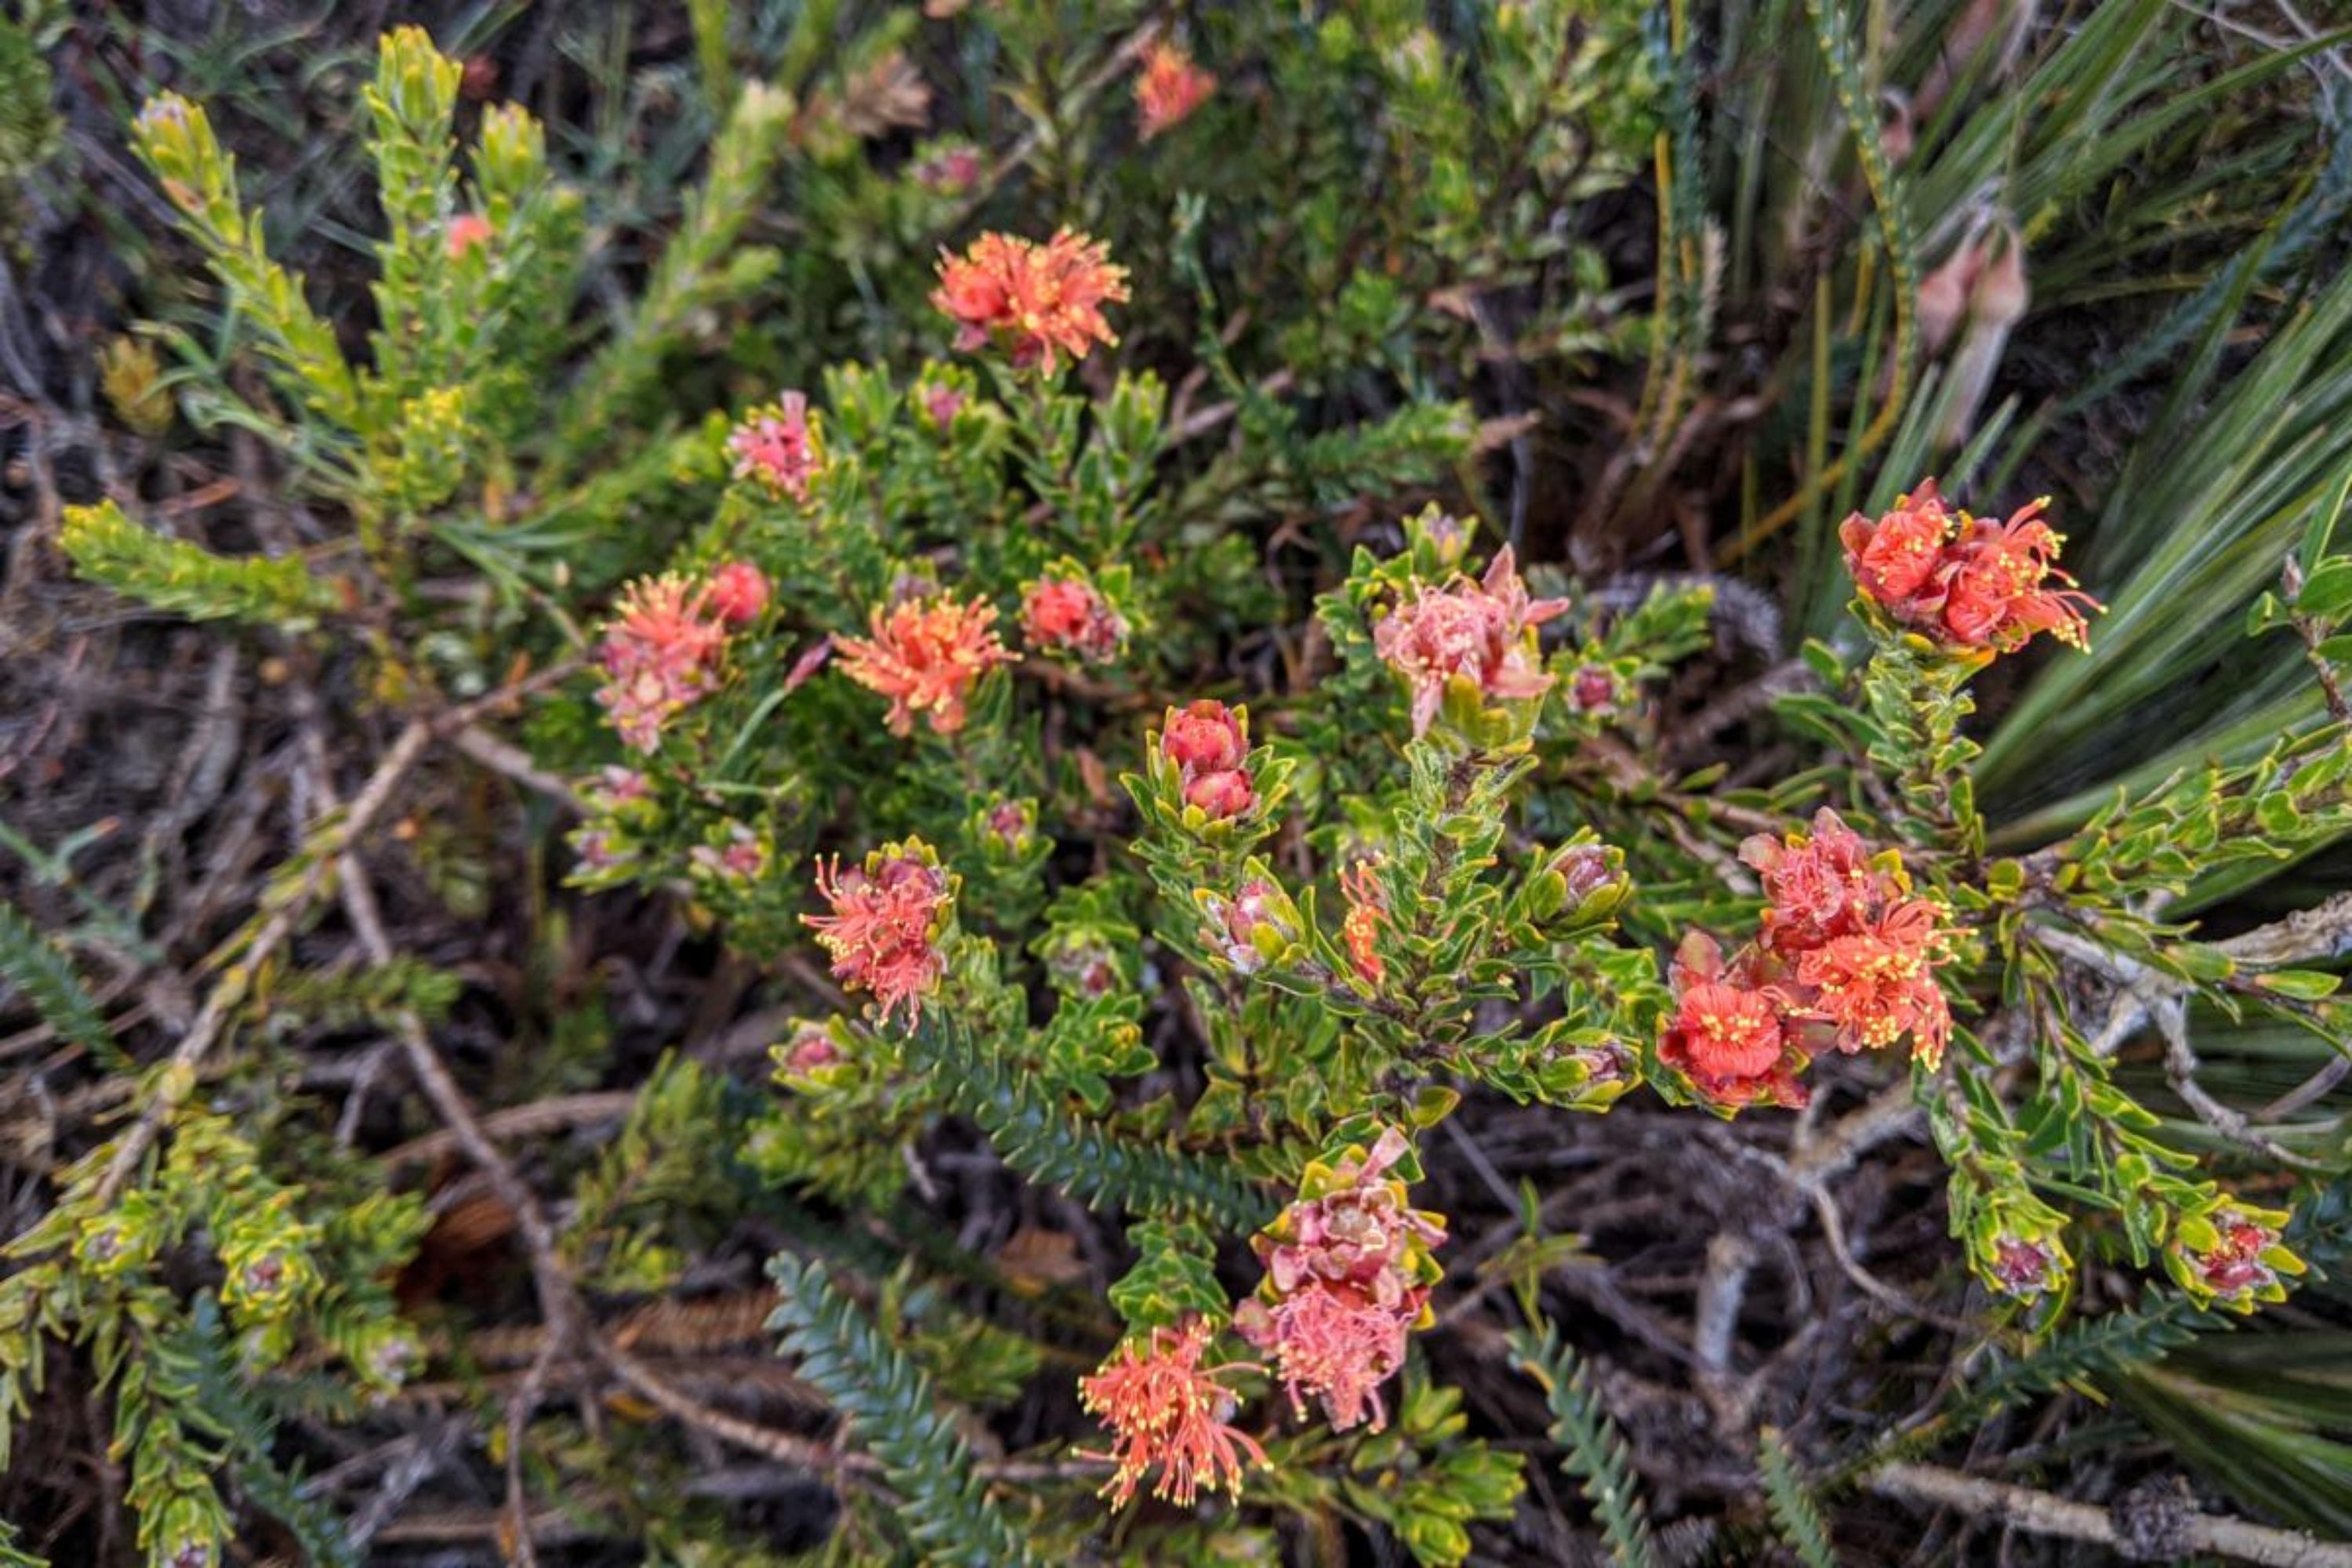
[1022,574,1127,662]
[1656,932,1809,1109]
[803,841,953,1025]
[1740,807,1902,957]
[728,390,824,503]
[1791,897,1952,1065]
[1840,481,2100,653]
[1372,546,1569,735]
[1079,1317,1266,1508]
[1940,503,2100,652]
[931,229,1130,373]
[596,573,732,752]
[837,593,1012,736]
[1136,42,1215,139]
[1843,481,1955,604]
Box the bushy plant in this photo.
[4,6,2349,1566]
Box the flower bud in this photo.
[1184,768,1255,820]
[1163,699,1247,775]
[706,561,769,624]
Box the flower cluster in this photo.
[1135,42,1215,139]
[1659,809,1955,1109]
[932,229,1130,373]
[595,568,753,753]
[803,838,956,1025]
[1022,573,1128,662]
[837,592,1012,737]
[1841,480,2101,653]
[727,390,826,503]
[1078,1316,1265,1509]
[1236,1128,1445,1432]
[1372,545,1568,735]
[1161,699,1255,820]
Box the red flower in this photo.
[595,573,732,752]
[1791,897,1951,1065]
[837,593,1012,736]
[1740,807,1900,957]
[802,841,953,1025]
[1372,546,1568,735]
[1136,42,1215,139]
[706,561,769,625]
[728,391,824,503]
[1163,700,1247,775]
[1078,1318,1266,1508]
[931,229,1130,373]
[1841,482,2100,654]
[1656,933,1809,1109]
[1022,575,1128,662]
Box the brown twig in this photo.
[1871,1461,2352,1566]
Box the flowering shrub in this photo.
[6,9,2351,1568]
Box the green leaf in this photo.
[61,502,341,629]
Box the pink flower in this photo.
[1163,699,1247,775]
[728,391,825,503]
[706,561,769,624]
[1183,768,1254,820]
[1078,1318,1266,1508]
[1022,575,1127,662]
[595,573,731,753]
[912,141,983,195]
[802,841,954,1025]
[1238,1127,1445,1432]
[837,593,1012,737]
[1372,546,1568,735]
[2186,1211,2285,1302]
[777,1022,842,1078]
[931,229,1131,373]
[922,382,967,430]
[445,212,494,260]
[1136,42,1215,139]
[1236,1283,1414,1432]
[690,824,768,883]
[1990,1236,2061,1299]
[1200,879,1295,974]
